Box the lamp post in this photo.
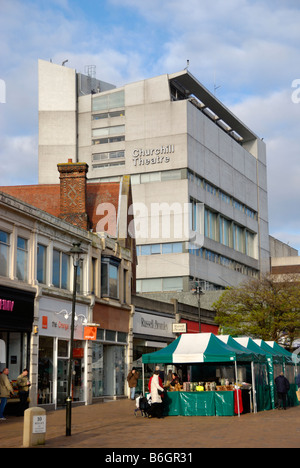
[66,241,85,437]
[192,281,204,333]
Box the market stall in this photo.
[253,338,284,409]
[234,337,272,412]
[142,333,257,417]
[266,341,299,408]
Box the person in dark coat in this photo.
[275,372,290,410]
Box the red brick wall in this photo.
[57,161,89,230]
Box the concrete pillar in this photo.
[23,407,46,448]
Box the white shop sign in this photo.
[38,297,88,340]
[133,311,175,339]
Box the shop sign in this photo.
[38,297,88,340]
[84,326,97,341]
[172,323,187,333]
[133,311,174,338]
[0,299,14,311]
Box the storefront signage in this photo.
[0,299,14,311]
[0,286,34,332]
[132,145,174,167]
[172,323,187,333]
[133,311,175,339]
[84,326,97,341]
[38,297,88,340]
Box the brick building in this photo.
[0,162,137,408]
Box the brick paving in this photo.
[0,399,300,449]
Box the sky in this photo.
[0,0,300,252]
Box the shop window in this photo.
[16,236,28,282]
[101,257,120,300]
[37,244,47,284]
[53,250,69,290]
[38,336,54,405]
[0,230,10,277]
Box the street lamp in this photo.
[192,281,204,333]
[66,241,85,437]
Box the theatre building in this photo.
[38,60,270,296]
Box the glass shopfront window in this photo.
[38,336,54,405]
[92,330,127,398]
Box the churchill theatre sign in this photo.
[132,144,175,166]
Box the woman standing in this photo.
[150,370,164,418]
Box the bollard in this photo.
[23,407,46,448]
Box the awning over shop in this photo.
[142,333,254,364]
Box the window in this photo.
[136,277,183,293]
[204,209,218,241]
[101,257,120,299]
[53,250,69,289]
[92,110,125,120]
[92,151,125,163]
[92,125,125,138]
[37,244,47,284]
[0,230,10,277]
[16,237,28,282]
[92,91,125,112]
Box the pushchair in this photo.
[134,394,151,417]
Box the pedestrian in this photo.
[127,367,139,400]
[0,368,14,421]
[149,370,164,418]
[17,368,31,416]
[275,372,290,410]
[148,366,163,392]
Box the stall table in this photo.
[163,391,235,417]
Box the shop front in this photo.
[37,296,89,409]
[91,302,130,400]
[0,285,35,379]
[133,309,175,393]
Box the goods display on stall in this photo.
[141,333,299,417]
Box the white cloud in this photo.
[0,135,38,186]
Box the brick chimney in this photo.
[57,159,90,230]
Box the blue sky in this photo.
[1,0,300,251]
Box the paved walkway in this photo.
[1,399,300,449]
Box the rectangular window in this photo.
[37,244,47,284]
[53,250,69,289]
[92,125,125,138]
[0,230,10,277]
[16,236,28,282]
[92,91,125,112]
[204,209,218,241]
[101,257,120,299]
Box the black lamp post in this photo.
[66,241,85,437]
[192,281,204,333]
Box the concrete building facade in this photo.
[38,59,270,293]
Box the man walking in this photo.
[275,372,290,410]
[0,368,14,420]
